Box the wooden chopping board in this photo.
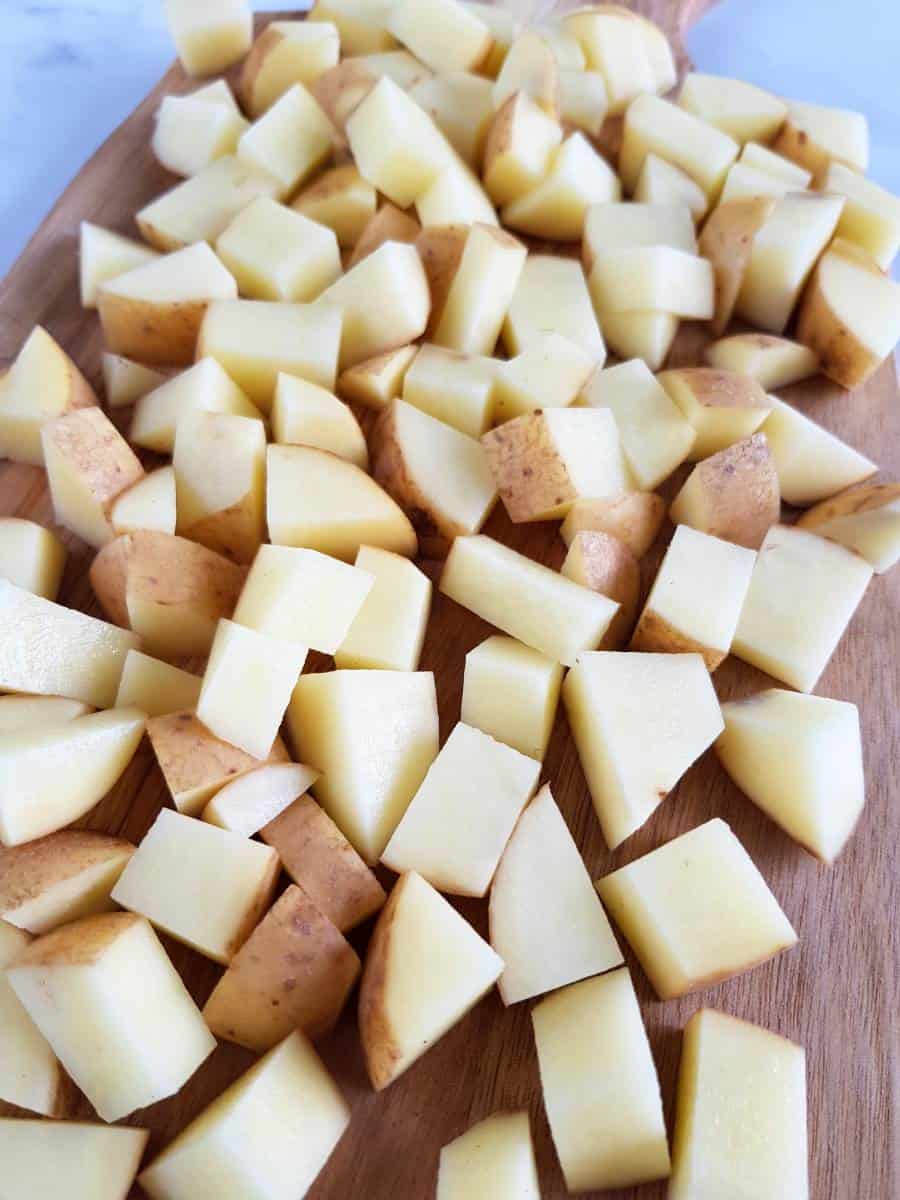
[1,5,897,1198]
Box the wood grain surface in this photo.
[1,5,898,1198]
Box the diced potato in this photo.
[409,72,494,168]
[760,396,876,506]
[242,20,340,117]
[461,635,562,761]
[483,92,562,207]
[658,366,773,459]
[429,223,526,356]
[678,73,786,143]
[112,809,278,964]
[114,649,201,716]
[389,0,491,72]
[136,157,282,253]
[204,885,360,1049]
[0,922,68,1116]
[0,696,91,733]
[308,0,397,55]
[130,358,261,454]
[562,10,654,116]
[7,912,215,1120]
[718,689,864,862]
[198,297,342,409]
[696,195,774,334]
[720,161,798,205]
[337,344,417,409]
[532,969,670,1191]
[740,140,812,185]
[236,545,372,656]
[464,1,518,76]
[216,197,341,303]
[349,203,421,267]
[669,434,780,550]
[589,244,714,317]
[492,30,560,118]
[490,785,622,1005]
[382,722,540,897]
[482,407,631,523]
[635,153,708,221]
[563,651,723,848]
[288,670,438,862]
[260,794,386,931]
[597,818,796,998]
[561,491,665,557]
[310,54,414,137]
[503,133,620,241]
[0,518,65,599]
[0,580,138,707]
[202,762,319,836]
[493,332,595,423]
[733,523,873,691]
[797,482,900,574]
[267,444,418,561]
[416,162,498,228]
[619,93,739,197]
[271,374,367,468]
[561,531,640,649]
[152,91,248,177]
[102,353,170,409]
[98,242,238,366]
[359,870,503,1089]
[372,399,497,556]
[335,545,432,671]
[293,163,377,248]
[187,78,245,113]
[825,161,900,269]
[438,1114,539,1200]
[237,84,334,198]
[558,66,608,137]
[138,1032,349,1200]
[582,358,696,488]
[773,98,868,183]
[704,333,818,390]
[401,343,496,437]
[80,222,158,309]
[0,1118,148,1199]
[110,466,176,536]
[503,254,605,361]
[163,0,251,75]
[598,310,680,371]
[0,831,133,935]
[796,237,900,388]
[441,535,619,666]
[147,710,289,816]
[669,1010,808,1200]
[583,200,697,270]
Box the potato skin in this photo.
[561,492,666,558]
[0,831,134,926]
[797,481,900,528]
[358,873,407,1091]
[796,254,881,388]
[240,25,284,116]
[669,433,780,551]
[97,292,210,366]
[698,195,774,334]
[415,225,468,337]
[565,531,640,648]
[481,413,579,523]
[630,607,726,670]
[349,204,421,268]
[310,59,377,134]
[10,910,143,968]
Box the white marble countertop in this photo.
[1,0,898,279]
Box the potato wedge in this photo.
[401,343,496,437]
[335,545,432,672]
[130,358,261,454]
[152,91,248,177]
[493,333,596,422]
[461,635,562,761]
[389,0,492,73]
[438,1111,540,1199]
[619,93,739,197]
[0,1118,148,1197]
[0,696,91,733]
[493,30,560,118]
[272,374,368,468]
[825,161,900,270]
[634,154,708,221]
[503,254,605,361]
[409,71,494,168]
[102,354,170,410]
[503,132,620,241]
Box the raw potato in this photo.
[658,366,773,459]
[0,579,138,707]
[80,222,158,309]
[0,1118,149,1200]
[732,523,873,693]
[631,524,755,669]
[719,161,796,203]
[130,357,262,455]
[772,98,868,183]
[163,0,251,76]
[677,73,787,142]
[502,254,605,361]
[416,162,498,228]
[401,343,496,437]
[481,407,632,523]
[349,203,421,268]
[142,1040,348,1200]
[114,649,201,716]
[583,200,697,272]
[797,482,900,573]
[237,84,334,198]
[308,0,397,55]
[0,922,68,1116]
[588,244,714,318]
[152,91,248,177]
[493,333,595,423]
[492,30,561,118]
[669,434,780,550]
[717,690,864,863]
[97,241,238,366]
[635,154,708,221]
[409,72,495,168]
[596,818,797,999]
[563,651,723,849]
[532,969,670,1192]
[0,325,98,465]
[0,518,66,598]
[372,399,498,556]
[42,407,144,548]
[110,466,177,536]
[293,163,377,248]
[437,1112,540,1200]
[260,794,386,931]
[502,133,621,241]
[465,0,518,76]
[266,444,418,562]
[561,492,666,558]
[382,722,540,897]
[669,1010,808,1200]
[0,696,92,733]
[338,344,417,409]
[203,762,319,836]
[825,161,900,269]
[112,808,279,965]
[102,353,170,409]
[558,66,609,138]
[388,0,492,73]
[740,140,812,186]
[203,885,360,1049]
[561,531,640,649]
[599,310,680,371]
[760,397,876,507]
[619,93,739,197]
[147,710,289,816]
[696,194,774,333]
[483,92,562,207]
[704,333,819,390]
[563,10,656,115]
[242,20,341,116]
[461,635,562,760]
[288,669,439,863]
[359,870,504,1090]
[7,912,216,1121]
[490,785,623,1004]
[272,374,368,468]
[429,223,526,356]
[335,545,432,671]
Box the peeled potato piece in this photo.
[0,518,66,599]
[760,397,876,507]
[677,73,786,143]
[619,93,739,197]
[163,0,251,76]
[437,1111,540,1200]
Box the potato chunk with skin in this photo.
[563,10,655,116]
[562,531,640,649]
[401,343,496,437]
[338,344,416,410]
[7,912,215,1121]
[597,818,797,999]
[563,651,723,849]
[114,649,201,716]
[308,0,397,56]
[237,83,334,198]
[388,0,492,73]
[589,244,714,318]
[80,222,158,309]
[242,20,341,117]
[335,545,432,672]
[111,466,176,537]
[429,223,526,357]
[733,524,873,692]
[773,98,868,184]
[558,66,608,138]
[483,92,562,207]
[382,722,540,898]
[102,353,170,409]
[634,153,708,221]
[797,482,900,574]
[532,969,670,1192]
[0,1118,148,1199]
[202,762,319,837]
[740,140,812,185]
[164,0,251,76]
[759,397,876,507]
[620,93,739,197]
[462,635,562,761]
[112,809,279,964]
[438,1113,539,1200]
[409,72,494,169]
[349,203,421,268]
[0,923,68,1116]
[696,194,774,334]
[204,885,360,1050]
[416,163,498,228]
[677,73,786,143]
[503,254,605,361]
[130,358,262,455]
[0,518,65,599]
[482,407,632,523]
[704,333,818,390]
[492,29,560,118]
[293,163,377,249]
[272,374,368,468]
[669,434,780,551]
[561,492,666,558]
[493,333,595,424]
[152,92,248,178]
[441,536,619,667]
[503,133,621,241]
[657,366,773,460]
[359,871,504,1090]
[670,1010,808,1200]
[825,161,900,269]
[719,161,796,204]
[261,795,386,931]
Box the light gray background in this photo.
[1,0,898,278]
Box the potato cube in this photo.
[561,531,640,649]
[483,92,562,207]
[292,163,377,248]
[389,0,491,72]
[490,785,622,1005]
[760,397,876,507]
[409,71,494,168]
[113,649,200,717]
[669,1010,808,1200]
[699,196,773,332]
[669,434,780,551]
[825,161,900,269]
[797,482,900,574]
[338,344,417,410]
[461,636,562,761]
[102,353,170,409]
[493,333,596,423]
[482,407,632,523]
[110,466,176,537]
[740,140,811,185]
[597,818,796,998]
[658,366,774,459]
[0,518,65,599]
[720,161,795,204]
[561,491,666,557]
[704,332,818,390]
[563,651,723,848]
[678,72,786,143]
[359,871,503,1089]
[773,98,868,183]
[237,83,334,198]
[416,162,498,228]
[532,969,670,1191]
[635,153,708,221]
[0,1118,148,1199]
[503,254,605,361]
[130,358,261,454]
[583,200,697,271]
[7,912,215,1120]
[563,10,656,115]
[465,0,518,75]
[401,343,496,437]
[112,809,279,963]
[598,310,680,370]
[429,223,527,356]
[438,1112,539,1200]
[152,91,248,177]
[348,202,422,268]
[492,29,560,118]
[164,0,251,75]
[216,197,341,302]
[335,545,431,671]
[0,922,67,1115]
[308,0,397,55]
[503,133,621,241]
[0,696,91,733]
[138,1032,349,1200]
[620,93,739,197]
[558,66,609,138]
[271,374,367,468]
[242,20,341,117]
[202,762,319,837]
[589,244,714,318]
[80,222,158,309]
[260,794,386,931]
